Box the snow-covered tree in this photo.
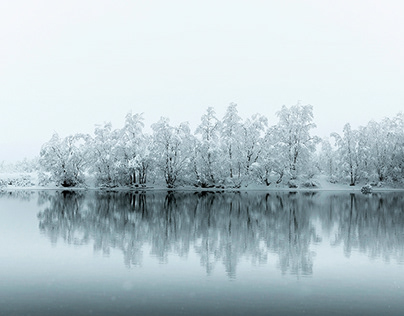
[152,118,194,188]
[40,132,89,187]
[332,123,360,186]
[369,121,385,180]
[273,103,319,179]
[387,113,404,182]
[119,113,150,185]
[194,107,221,185]
[88,122,122,186]
[330,113,404,185]
[37,105,404,188]
[318,139,336,178]
[251,128,277,186]
[240,113,268,180]
[373,114,404,183]
[220,103,242,181]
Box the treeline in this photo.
[38,103,404,188]
[318,113,404,186]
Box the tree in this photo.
[88,122,122,186]
[220,103,242,181]
[252,127,283,185]
[151,118,194,188]
[387,113,404,182]
[194,107,221,185]
[240,113,268,179]
[40,132,89,187]
[318,139,336,178]
[119,113,150,185]
[273,103,319,179]
[332,123,360,186]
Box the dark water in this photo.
[0,190,403,315]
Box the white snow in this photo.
[2,172,403,192]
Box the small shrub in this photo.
[361,184,373,194]
[301,179,319,188]
[288,180,298,188]
[328,175,338,184]
[38,172,52,186]
[4,175,34,187]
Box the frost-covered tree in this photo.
[220,103,242,181]
[37,105,404,188]
[40,133,89,187]
[357,125,371,180]
[240,113,268,179]
[317,139,336,178]
[88,122,122,186]
[273,103,319,179]
[251,128,277,186]
[194,107,221,185]
[387,113,404,182]
[370,114,404,183]
[330,113,404,185]
[363,121,383,181]
[152,118,194,188]
[332,123,360,186]
[119,113,150,185]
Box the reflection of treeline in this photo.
[0,190,36,201]
[36,192,404,277]
[37,191,319,277]
[324,193,404,263]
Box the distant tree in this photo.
[194,107,221,185]
[220,103,242,181]
[151,118,194,188]
[387,113,404,182]
[273,103,319,179]
[119,113,151,185]
[88,122,121,186]
[37,105,404,188]
[330,113,404,185]
[332,123,360,186]
[240,113,268,179]
[251,130,274,186]
[367,119,391,182]
[40,133,89,187]
[356,125,371,180]
[9,157,39,173]
[318,139,336,177]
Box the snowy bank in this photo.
[1,172,403,193]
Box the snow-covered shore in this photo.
[1,173,403,192]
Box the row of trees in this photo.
[39,103,404,188]
[319,113,404,186]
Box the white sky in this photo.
[1,0,403,161]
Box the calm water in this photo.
[0,190,403,315]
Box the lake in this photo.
[0,190,403,315]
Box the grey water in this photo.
[0,191,403,316]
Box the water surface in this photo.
[1,190,403,315]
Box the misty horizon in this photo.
[2,1,404,162]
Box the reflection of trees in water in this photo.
[258,192,318,276]
[36,191,404,277]
[327,193,404,263]
[37,191,88,245]
[0,190,36,201]
[37,191,318,276]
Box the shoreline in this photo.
[2,173,404,193]
[2,185,404,193]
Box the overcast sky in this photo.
[1,0,403,161]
